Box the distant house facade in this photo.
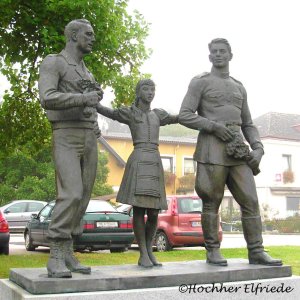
[98,130,197,196]
[223,112,300,219]
[99,112,300,219]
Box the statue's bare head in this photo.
[208,38,232,55]
[64,19,92,40]
[135,79,155,106]
[64,19,95,55]
[208,38,233,68]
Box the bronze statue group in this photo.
[39,19,282,278]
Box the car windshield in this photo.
[116,204,131,212]
[39,203,54,218]
[86,200,117,213]
[178,198,203,213]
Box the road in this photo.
[8,233,300,255]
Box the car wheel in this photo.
[0,244,9,255]
[155,232,172,252]
[110,247,128,253]
[25,231,36,251]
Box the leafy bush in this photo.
[264,215,300,233]
[176,174,195,194]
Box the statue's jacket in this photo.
[179,72,263,166]
[38,49,98,129]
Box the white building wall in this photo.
[224,138,300,219]
[256,138,300,187]
[254,138,300,219]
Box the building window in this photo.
[282,154,292,171]
[286,197,300,216]
[282,154,294,183]
[161,156,173,173]
[184,158,196,175]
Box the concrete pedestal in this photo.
[0,259,294,299]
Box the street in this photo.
[8,233,300,255]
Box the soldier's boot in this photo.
[242,216,282,266]
[65,239,91,274]
[47,240,72,278]
[202,213,227,266]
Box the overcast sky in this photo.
[120,0,300,118]
[1,0,299,120]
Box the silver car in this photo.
[0,200,47,232]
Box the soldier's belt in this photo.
[213,120,242,132]
[134,142,158,150]
[51,121,95,130]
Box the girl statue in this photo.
[97,79,178,267]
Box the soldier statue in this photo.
[179,38,282,267]
[39,19,103,278]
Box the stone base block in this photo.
[4,259,293,296]
[1,277,299,300]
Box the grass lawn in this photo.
[0,246,299,279]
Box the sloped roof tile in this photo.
[254,112,300,141]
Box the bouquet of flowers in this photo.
[225,123,260,175]
[78,79,103,117]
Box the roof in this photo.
[254,112,300,141]
[100,112,300,149]
[98,137,126,167]
[102,132,197,145]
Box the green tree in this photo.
[176,174,195,194]
[0,0,150,154]
[0,184,16,206]
[0,143,114,206]
[0,144,56,206]
[92,151,114,197]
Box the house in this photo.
[223,112,300,219]
[98,129,197,195]
[99,120,197,194]
[255,112,300,219]
[99,112,300,219]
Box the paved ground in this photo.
[8,233,300,255]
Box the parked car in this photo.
[24,199,134,253]
[120,195,223,251]
[0,200,47,232]
[116,203,132,213]
[0,210,10,255]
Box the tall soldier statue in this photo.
[179,38,282,267]
[39,19,103,278]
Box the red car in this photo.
[118,195,223,252]
[0,210,10,255]
[155,195,222,251]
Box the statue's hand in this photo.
[95,88,104,101]
[83,106,95,117]
[93,122,101,139]
[247,148,263,170]
[212,123,234,142]
[83,91,102,107]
